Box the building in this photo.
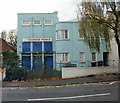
[0,38,16,80]
[17,12,109,70]
[109,37,119,66]
[106,10,120,67]
[0,38,16,52]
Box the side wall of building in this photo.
[55,22,107,69]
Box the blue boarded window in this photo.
[33,56,42,69]
[44,56,53,69]
[22,42,31,52]
[44,42,52,52]
[33,42,42,52]
[22,56,31,70]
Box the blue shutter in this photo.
[33,42,42,52]
[22,42,31,52]
[44,42,52,52]
[22,56,31,70]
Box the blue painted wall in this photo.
[17,12,107,70]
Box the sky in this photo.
[0,0,78,32]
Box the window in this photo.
[44,20,52,25]
[80,52,85,62]
[22,20,30,25]
[56,53,69,63]
[33,20,41,25]
[78,30,84,39]
[56,30,69,40]
[92,53,96,62]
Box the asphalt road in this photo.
[2,81,119,102]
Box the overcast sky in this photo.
[0,0,78,32]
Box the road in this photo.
[1,81,119,102]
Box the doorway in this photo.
[103,52,109,66]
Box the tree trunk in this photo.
[114,30,120,67]
[117,41,120,61]
[114,12,120,66]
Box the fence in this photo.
[2,60,120,81]
[58,60,120,68]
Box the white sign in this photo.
[23,38,52,42]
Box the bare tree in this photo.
[7,29,17,48]
[0,30,7,40]
[77,2,120,60]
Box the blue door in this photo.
[33,56,42,69]
[22,56,31,70]
[44,56,53,69]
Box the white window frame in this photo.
[33,20,41,25]
[56,30,69,40]
[22,20,30,25]
[56,53,69,63]
[78,30,84,39]
[92,52,97,62]
[44,20,52,25]
[80,52,85,62]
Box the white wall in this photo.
[108,36,119,68]
[62,67,119,78]
[109,37,119,61]
[0,68,6,81]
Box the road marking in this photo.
[28,93,111,101]
[109,82,116,85]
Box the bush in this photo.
[6,68,62,80]
[6,67,25,80]
[63,62,77,67]
[25,69,62,80]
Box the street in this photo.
[2,81,119,102]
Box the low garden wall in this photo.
[62,66,119,78]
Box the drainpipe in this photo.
[42,18,45,70]
[31,17,34,70]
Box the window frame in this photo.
[92,52,97,62]
[80,52,85,63]
[78,30,84,40]
[56,30,69,40]
[56,53,69,63]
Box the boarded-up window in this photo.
[22,20,30,25]
[44,20,52,25]
[33,20,41,25]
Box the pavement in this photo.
[1,73,120,88]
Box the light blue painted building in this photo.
[17,12,109,70]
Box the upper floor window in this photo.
[22,20,30,25]
[56,30,69,40]
[78,30,84,39]
[44,20,52,25]
[33,20,41,25]
[56,53,69,63]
